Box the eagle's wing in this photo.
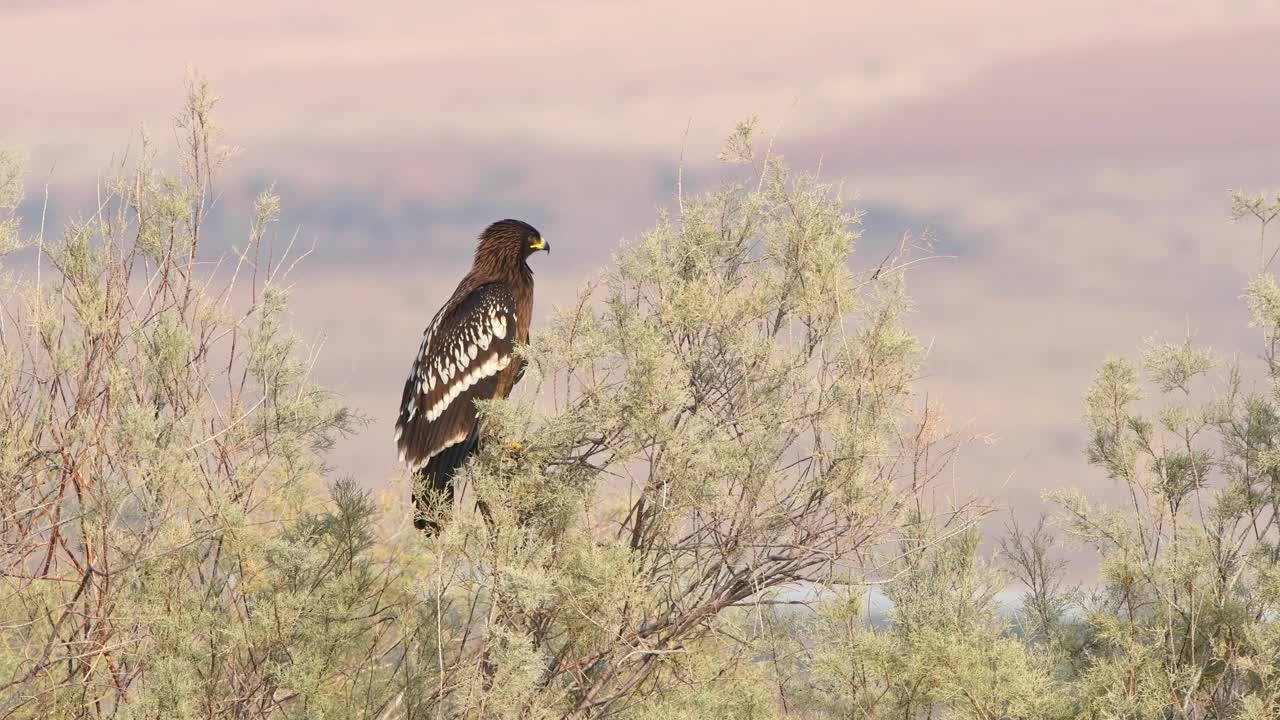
[395,282,519,472]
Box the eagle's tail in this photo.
[412,426,480,534]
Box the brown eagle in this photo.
[395,219,549,533]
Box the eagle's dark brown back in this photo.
[395,219,544,533]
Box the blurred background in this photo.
[6,1,1280,564]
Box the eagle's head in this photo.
[475,219,549,270]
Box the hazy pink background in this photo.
[6,1,1280,556]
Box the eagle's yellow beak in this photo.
[530,236,549,253]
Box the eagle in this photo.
[395,219,549,533]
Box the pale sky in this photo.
[5,1,1280,567]
[7,1,1275,163]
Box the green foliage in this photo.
[0,147,22,257]
[1,92,946,718]
[6,80,1280,720]
[0,80,398,719]
[1016,201,1280,719]
[809,523,1052,719]
[424,118,951,717]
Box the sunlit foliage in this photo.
[5,81,1279,720]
